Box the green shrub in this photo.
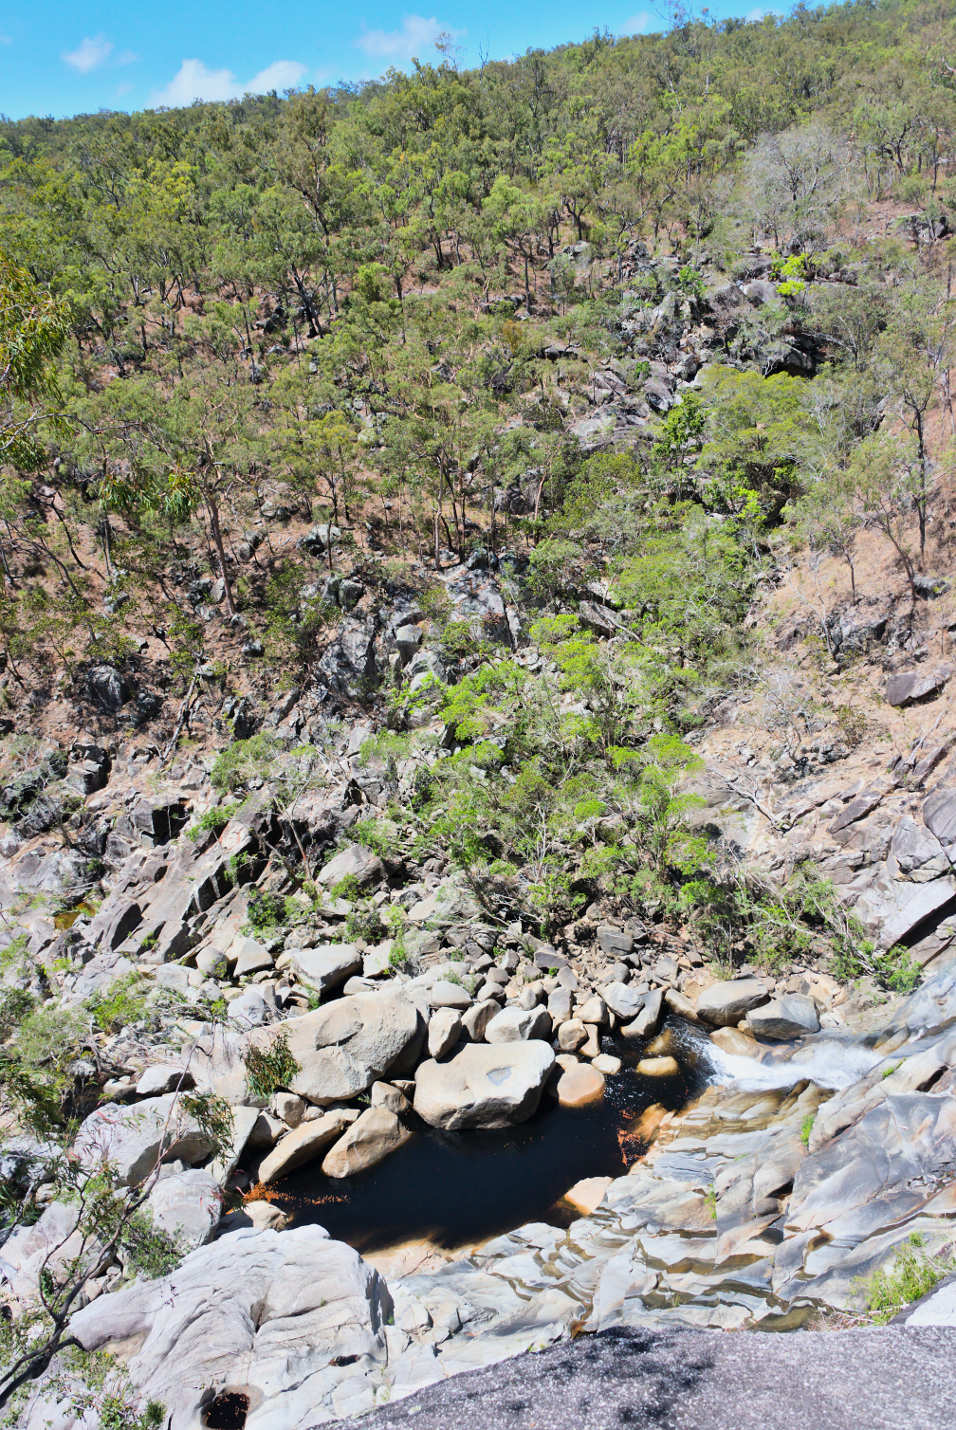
[244,1033,300,1100]
[187,801,240,841]
[86,973,152,1034]
[863,1234,954,1323]
[244,888,288,935]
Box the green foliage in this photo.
[681,864,877,979]
[0,998,89,1134]
[85,973,152,1035]
[187,801,241,841]
[210,735,281,794]
[344,898,387,943]
[179,1091,233,1153]
[244,1032,300,1101]
[800,1113,815,1147]
[244,888,288,935]
[863,1234,955,1323]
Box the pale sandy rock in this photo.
[414,1041,555,1130]
[636,1055,679,1077]
[322,1107,411,1178]
[258,1108,358,1182]
[563,1175,613,1214]
[556,1062,605,1107]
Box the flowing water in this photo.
[271,1019,710,1253]
[682,1022,883,1091]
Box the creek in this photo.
[271,1019,711,1254]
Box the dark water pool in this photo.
[270,1019,709,1252]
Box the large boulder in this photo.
[885,668,951,707]
[73,1094,219,1187]
[414,1041,555,1130]
[747,995,820,1041]
[600,981,644,1021]
[282,992,425,1105]
[143,1168,221,1253]
[258,1109,359,1183]
[695,978,771,1027]
[322,1107,411,1179]
[485,1006,552,1043]
[63,1227,392,1429]
[317,844,384,891]
[281,944,362,995]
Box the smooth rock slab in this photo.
[414,1041,555,1130]
[322,1107,411,1178]
[65,1226,392,1430]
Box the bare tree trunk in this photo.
[204,494,236,617]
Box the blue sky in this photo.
[0,3,788,121]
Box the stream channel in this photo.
[270,1018,712,1254]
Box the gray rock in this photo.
[228,986,272,1026]
[233,938,274,978]
[427,980,473,1010]
[427,1007,462,1059]
[414,1041,555,1130]
[86,663,129,712]
[272,1091,306,1127]
[747,995,820,1040]
[317,844,384,891]
[621,988,664,1039]
[66,1227,392,1429]
[557,1019,588,1053]
[695,977,771,1027]
[73,1094,218,1187]
[134,1064,194,1098]
[282,943,362,995]
[885,668,951,707]
[143,1168,221,1253]
[923,789,956,848]
[596,925,633,956]
[462,998,500,1041]
[485,1006,552,1043]
[600,981,644,1021]
[882,877,956,950]
[282,991,425,1105]
[322,1107,411,1178]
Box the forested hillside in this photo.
[1,6,956,1423]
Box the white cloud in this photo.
[746,6,781,18]
[152,57,307,107]
[115,49,139,66]
[619,12,655,36]
[357,14,458,60]
[247,59,308,91]
[63,35,114,73]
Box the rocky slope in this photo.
[2,236,956,1430]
